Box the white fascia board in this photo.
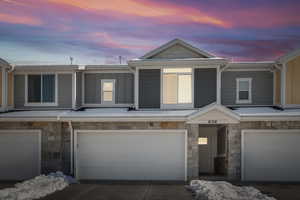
[14,65,78,72]
[128,59,228,67]
[277,48,300,64]
[240,115,300,122]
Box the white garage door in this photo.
[0,130,41,180]
[242,130,300,182]
[75,130,187,181]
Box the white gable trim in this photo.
[187,103,240,124]
[140,38,215,59]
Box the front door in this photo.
[198,127,217,174]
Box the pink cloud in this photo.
[89,32,155,50]
[47,0,230,27]
[0,13,42,26]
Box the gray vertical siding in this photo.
[194,68,216,108]
[139,69,161,108]
[14,74,73,109]
[84,73,134,105]
[57,74,72,108]
[14,75,25,108]
[221,71,273,105]
[76,72,82,108]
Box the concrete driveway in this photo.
[40,182,193,200]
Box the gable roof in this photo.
[140,38,215,59]
[277,48,300,64]
[0,58,12,69]
[187,103,240,124]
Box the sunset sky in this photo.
[0,0,300,64]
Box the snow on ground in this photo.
[187,180,276,200]
[0,174,68,200]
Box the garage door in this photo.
[242,130,300,182]
[0,130,41,180]
[75,130,187,180]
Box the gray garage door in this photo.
[0,130,41,180]
[75,130,187,181]
[242,130,300,182]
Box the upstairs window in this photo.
[236,78,252,104]
[101,79,115,104]
[163,68,192,107]
[27,74,56,105]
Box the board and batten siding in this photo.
[194,68,216,108]
[274,69,281,105]
[76,72,82,108]
[221,71,273,106]
[14,74,73,109]
[286,55,300,105]
[139,69,160,108]
[84,73,134,104]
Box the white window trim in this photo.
[25,73,58,107]
[101,79,115,105]
[236,78,252,104]
[161,67,193,109]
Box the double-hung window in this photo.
[236,78,252,104]
[162,68,192,108]
[101,79,115,104]
[27,74,56,105]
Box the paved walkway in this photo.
[41,182,193,200]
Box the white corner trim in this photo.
[236,78,252,104]
[135,67,139,109]
[81,72,85,105]
[100,79,116,105]
[281,63,286,106]
[217,65,221,104]
[2,68,7,110]
[72,72,76,109]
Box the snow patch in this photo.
[187,180,276,200]
[0,174,68,200]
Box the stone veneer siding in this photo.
[227,121,300,180]
[0,121,199,180]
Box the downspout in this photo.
[68,121,74,176]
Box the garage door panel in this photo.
[76,131,186,180]
[242,130,300,182]
[0,131,41,180]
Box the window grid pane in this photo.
[42,75,55,103]
[28,75,41,103]
[163,74,178,104]
[102,80,114,103]
[239,81,249,91]
[103,82,113,92]
[103,91,113,102]
[178,74,192,103]
[198,137,208,145]
[239,91,249,100]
